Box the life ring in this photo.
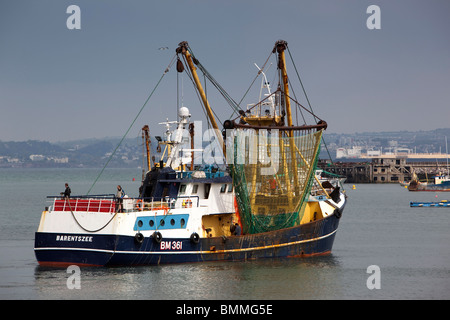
[152,231,162,243]
[134,232,144,244]
[190,232,200,244]
[135,199,143,211]
[333,208,342,219]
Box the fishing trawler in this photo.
[408,173,450,192]
[408,137,450,192]
[34,40,346,266]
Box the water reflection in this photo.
[33,254,343,300]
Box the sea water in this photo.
[0,168,449,300]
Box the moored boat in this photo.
[409,137,450,192]
[408,173,450,192]
[410,200,450,207]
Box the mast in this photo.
[176,41,225,156]
[274,40,293,127]
[189,123,195,171]
[142,125,151,171]
[274,40,299,192]
[446,136,449,176]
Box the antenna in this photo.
[446,136,449,175]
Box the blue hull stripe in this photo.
[35,229,336,255]
[35,213,341,266]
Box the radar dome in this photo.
[178,106,190,118]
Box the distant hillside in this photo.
[0,138,141,168]
[0,140,66,158]
[321,128,450,160]
[1,128,449,167]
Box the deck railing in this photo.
[46,195,200,213]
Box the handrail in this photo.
[134,196,200,211]
[47,194,201,213]
[47,194,116,199]
[233,121,327,131]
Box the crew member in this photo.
[116,185,125,212]
[60,183,71,199]
[233,223,242,236]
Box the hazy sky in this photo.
[1,0,449,142]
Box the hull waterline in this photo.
[34,209,342,267]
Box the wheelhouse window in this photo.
[220,184,227,193]
[179,184,187,194]
[204,184,211,199]
[192,184,198,194]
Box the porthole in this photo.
[149,219,154,227]
[170,219,175,226]
[160,219,165,227]
[180,218,185,227]
[137,220,143,227]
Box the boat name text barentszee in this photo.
[56,235,93,242]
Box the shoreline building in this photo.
[319,155,448,183]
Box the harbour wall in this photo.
[318,157,449,183]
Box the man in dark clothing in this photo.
[234,223,242,236]
[61,183,71,198]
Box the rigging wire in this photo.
[180,54,227,165]
[230,50,275,119]
[287,76,307,125]
[177,69,179,114]
[286,47,316,117]
[180,55,216,127]
[286,46,334,163]
[86,54,177,195]
[187,44,241,116]
[180,53,225,128]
